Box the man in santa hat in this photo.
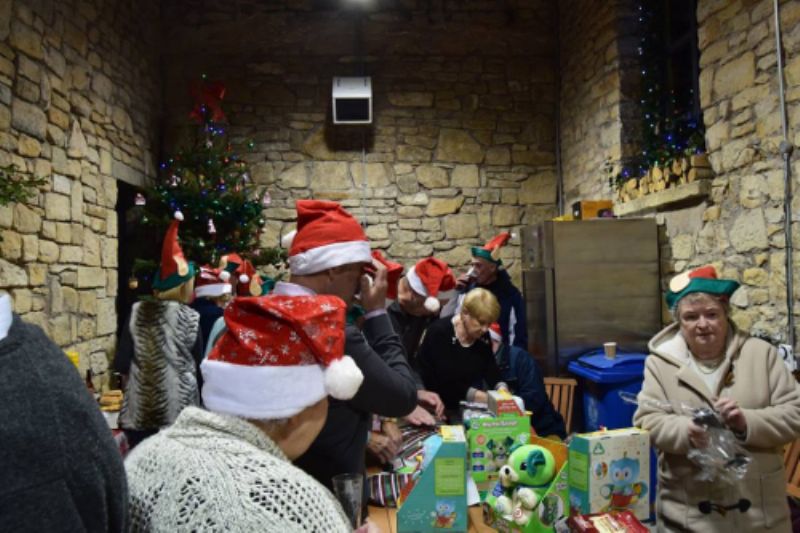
[114,211,203,448]
[446,232,528,350]
[190,264,232,347]
[271,200,418,515]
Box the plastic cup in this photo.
[604,342,617,360]
[332,473,363,529]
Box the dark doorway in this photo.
[116,180,148,339]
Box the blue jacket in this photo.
[495,344,566,439]
[471,270,527,349]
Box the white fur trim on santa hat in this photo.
[406,266,427,297]
[195,283,232,298]
[289,240,372,275]
[324,355,364,400]
[489,328,503,343]
[281,229,297,249]
[201,359,328,419]
[219,270,231,282]
[423,296,441,313]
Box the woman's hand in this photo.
[382,420,403,449]
[715,397,747,434]
[367,432,399,464]
[688,420,709,449]
[404,405,437,426]
[417,390,445,418]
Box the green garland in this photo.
[0,164,47,206]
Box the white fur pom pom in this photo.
[239,274,250,284]
[424,296,440,313]
[219,270,231,282]
[324,355,364,400]
[174,210,184,221]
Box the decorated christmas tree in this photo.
[131,77,284,288]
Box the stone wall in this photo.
[0,0,161,365]
[559,0,640,205]
[161,0,559,284]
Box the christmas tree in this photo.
[131,77,285,287]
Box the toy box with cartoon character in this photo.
[567,427,650,521]
[482,436,570,532]
[467,413,531,487]
[397,425,467,532]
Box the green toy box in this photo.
[482,437,570,533]
[467,413,531,489]
[567,427,650,521]
[397,425,468,532]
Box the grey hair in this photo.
[671,292,731,322]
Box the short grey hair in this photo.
[671,292,730,322]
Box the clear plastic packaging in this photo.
[619,391,751,484]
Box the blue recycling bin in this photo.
[567,350,648,432]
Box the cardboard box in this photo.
[397,426,468,532]
[488,390,525,417]
[571,200,613,220]
[467,413,531,488]
[568,428,650,521]
[482,436,570,533]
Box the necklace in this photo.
[694,356,724,374]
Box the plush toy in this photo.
[494,444,556,526]
[599,455,648,512]
[485,436,515,472]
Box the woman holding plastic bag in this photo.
[633,265,800,532]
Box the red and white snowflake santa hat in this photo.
[201,295,364,419]
[371,250,404,301]
[288,200,372,275]
[194,264,232,298]
[406,257,457,313]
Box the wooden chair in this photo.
[544,377,577,434]
[784,438,800,498]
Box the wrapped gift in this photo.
[567,510,648,533]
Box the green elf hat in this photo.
[665,265,740,310]
[152,211,196,291]
[470,232,511,266]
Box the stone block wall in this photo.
[161,0,560,284]
[0,0,160,365]
[559,0,640,205]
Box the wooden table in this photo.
[368,505,497,533]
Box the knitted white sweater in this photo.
[125,407,352,532]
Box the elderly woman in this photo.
[634,265,800,532]
[124,295,364,532]
[417,288,505,416]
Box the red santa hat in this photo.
[234,259,264,297]
[288,200,372,275]
[488,323,503,343]
[201,295,364,419]
[219,252,245,274]
[152,211,196,291]
[194,265,232,298]
[371,250,404,301]
[406,257,457,313]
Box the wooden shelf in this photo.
[614,180,711,217]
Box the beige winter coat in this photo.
[633,322,800,532]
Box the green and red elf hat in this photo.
[152,211,196,291]
[471,232,511,266]
[665,265,740,310]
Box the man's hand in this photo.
[360,258,388,312]
[382,420,403,449]
[715,397,747,434]
[455,272,472,291]
[688,420,709,449]
[404,405,437,426]
[367,431,399,464]
[417,390,445,418]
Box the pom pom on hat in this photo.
[239,273,250,284]
[424,296,441,313]
[324,355,364,400]
[174,210,184,221]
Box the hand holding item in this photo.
[382,420,403,449]
[360,258,388,312]
[455,267,475,291]
[417,389,445,418]
[688,420,710,449]
[367,432,399,464]
[714,397,747,434]
[404,405,437,426]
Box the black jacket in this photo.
[295,312,418,490]
[386,301,435,388]
[0,315,128,532]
